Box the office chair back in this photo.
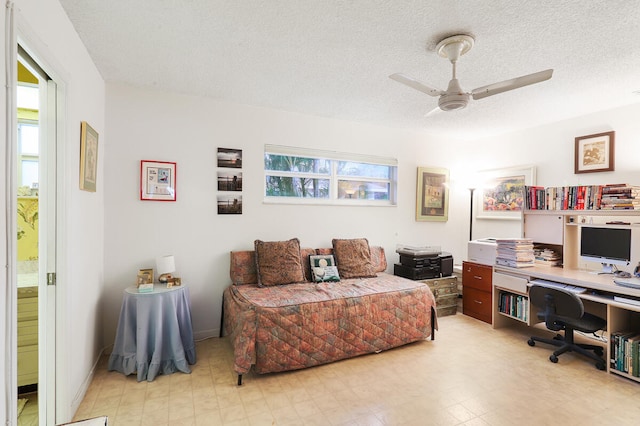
[529,285,584,331]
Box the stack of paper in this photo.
[495,238,535,268]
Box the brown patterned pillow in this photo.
[332,238,377,279]
[254,238,305,286]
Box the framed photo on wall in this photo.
[140,160,177,201]
[79,121,99,192]
[476,165,536,220]
[574,131,615,174]
[416,167,449,222]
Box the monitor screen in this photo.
[579,226,632,267]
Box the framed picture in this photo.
[137,268,154,285]
[217,194,242,214]
[79,121,99,192]
[140,160,177,201]
[476,165,536,220]
[217,148,242,168]
[416,167,449,222]
[217,171,243,191]
[574,131,615,174]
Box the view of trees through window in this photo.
[264,147,397,204]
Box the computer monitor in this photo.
[579,225,632,273]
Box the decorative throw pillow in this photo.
[332,238,377,279]
[309,255,340,282]
[254,238,305,286]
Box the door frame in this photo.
[12,18,69,426]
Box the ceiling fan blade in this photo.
[389,73,444,97]
[471,69,553,100]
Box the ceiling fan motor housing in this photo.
[439,78,469,111]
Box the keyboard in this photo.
[531,279,587,294]
[614,277,640,290]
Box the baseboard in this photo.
[194,328,220,342]
[70,347,106,419]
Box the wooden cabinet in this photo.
[421,276,458,317]
[462,261,492,324]
[18,286,38,387]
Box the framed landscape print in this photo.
[476,165,536,220]
[416,167,449,222]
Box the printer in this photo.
[467,238,498,266]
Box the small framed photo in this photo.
[217,148,242,168]
[575,131,615,174]
[79,121,99,192]
[217,171,242,191]
[309,255,340,282]
[140,160,177,201]
[137,268,154,285]
[167,277,182,288]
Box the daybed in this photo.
[222,238,438,384]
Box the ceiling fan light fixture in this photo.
[438,93,469,111]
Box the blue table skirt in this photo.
[108,285,197,381]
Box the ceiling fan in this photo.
[390,34,553,113]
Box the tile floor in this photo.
[73,314,640,425]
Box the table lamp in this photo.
[156,255,175,284]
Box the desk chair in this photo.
[527,284,606,370]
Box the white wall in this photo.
[104,83,640,348]
[2,0,106,423]
[103,83,469,344]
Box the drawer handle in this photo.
[474,300,483,304]
[474,275,483,280]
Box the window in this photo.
[264,145,397,205]
[17,83,40,190]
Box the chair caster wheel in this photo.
[527,339,535,347]
[596,362,606,371]
[550,355,558,363]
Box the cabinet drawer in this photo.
[423,277,458,297]
[463,262,492,292]
[463,287,492,324]
[436,293,459,308]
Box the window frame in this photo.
[264,144,397,206]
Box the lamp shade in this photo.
[156,255,175,275]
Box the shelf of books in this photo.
[608,306,640,382]
[497,291,529,323]
[525,183,640,211]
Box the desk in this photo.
[108,285,196,381]
[493,265,640,383]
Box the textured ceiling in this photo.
[59,0,640,140]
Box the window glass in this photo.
[337,161,390,179]
[265,154,330,174]
[265,176,330,198]
[264,145,397,205]
[21,160,38,187]
[19,123,39,155]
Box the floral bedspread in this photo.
[222,272,437,375]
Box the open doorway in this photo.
[15,46,57,426]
